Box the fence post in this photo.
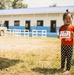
[32,30,47,38]
[32,30,37,37]
[42,30,47,38]
[24,29,29,37]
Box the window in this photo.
[37,20,43,26]
[14,20,20,26]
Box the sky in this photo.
[23,0,74,8]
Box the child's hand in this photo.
[71,31,74,36]
[57,35,60,38]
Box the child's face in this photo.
[63,14,73,26]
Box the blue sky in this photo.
[23,0,74,8]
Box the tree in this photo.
[50,3,57,7]
[0,0,28,9]
[12,0,28,8]
[0,0,6,9]
[0,0,12,9]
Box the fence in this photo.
[5,29,29,37]
[5,29,47,38]
[32,30,47,38]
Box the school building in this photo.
[0,6,74,37]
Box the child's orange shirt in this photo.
[59,24,74,46]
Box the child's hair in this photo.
[63,9,73,20]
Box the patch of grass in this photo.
[0,37,74,75]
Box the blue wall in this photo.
[9,26,60,37]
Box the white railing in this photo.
[13,29,21,36]
[32,30,47,38]
[5,29,13,36]
[23,30,29,37]
[5,29,47,38]
[5,29,29,37]
[32,30,37,37]
[42,30,47,38]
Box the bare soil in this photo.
[0,36,49,51]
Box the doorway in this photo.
[50,20,56,32]
[4,21,9,29]
[25,20,30,31]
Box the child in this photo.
[58,9,74,74]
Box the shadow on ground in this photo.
[31,67,58,74]
[0,57,23,70]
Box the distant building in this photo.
[0,6,74,37]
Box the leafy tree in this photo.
[0,0,28,9]
[0,0,12,9]
[12,0,28,8]
[0,0,6,9]
[50,3,57,7]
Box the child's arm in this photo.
[57,30,60,38]
[57,30,59,38]
[57,35,60,38]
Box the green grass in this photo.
[0,37,74,75]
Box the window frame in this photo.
[37,20,43,26]
[14,20,20,26]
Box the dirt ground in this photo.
[0,36,49,51]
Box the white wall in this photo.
[0,13,74,27]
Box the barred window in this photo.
[14,20,20,26]
[37,20,43,26]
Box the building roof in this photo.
[0,6,74,15]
